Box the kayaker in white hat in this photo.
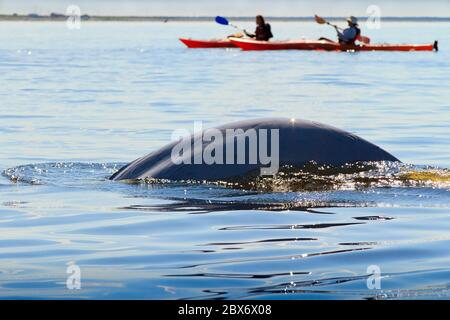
[337,16,361,44]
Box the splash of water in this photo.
[3,161,449,210]
[3,161,449,192]
[2,162,122,186]
[144,161,450,192]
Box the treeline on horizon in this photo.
[0,13,449,22]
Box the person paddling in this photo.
[315,15,370,45]
[336,16,361,44]
[244,15,273,41]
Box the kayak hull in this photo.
[229,38,437,52]
[179,38,236,48]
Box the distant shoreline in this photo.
[1,14,450,22]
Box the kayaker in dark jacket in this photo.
[244,15,273,41]
[337,16,361,44]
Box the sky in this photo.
[0,0,449,17]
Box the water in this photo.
[0,21,450,299]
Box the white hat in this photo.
[346,16,358,25]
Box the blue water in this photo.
[0,21,450,299]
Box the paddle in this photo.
[215,16,248,38]
[314,14,341,30]
[215,16,243,31]
[314,14,370,44]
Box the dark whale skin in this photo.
[110,118,399,181]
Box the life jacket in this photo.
[255,23,273,41]
[340,26,361,45]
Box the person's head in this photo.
[346,16,358,27]
[256,15,265,26]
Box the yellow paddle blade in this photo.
[359,35,371,44]
[314,15,327,24]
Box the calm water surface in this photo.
[0,21,449,299]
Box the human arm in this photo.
[244,29,255,38]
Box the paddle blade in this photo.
[215,16,229,26]
[360,35,371,44]
[314,14,327,24]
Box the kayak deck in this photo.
[179,38,236,48]
[229,38,438,52]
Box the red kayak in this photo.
[179,38,236,48]
[229,38,438,52]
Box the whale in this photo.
[110,118,399,181]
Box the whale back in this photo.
[110,118,399,181]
